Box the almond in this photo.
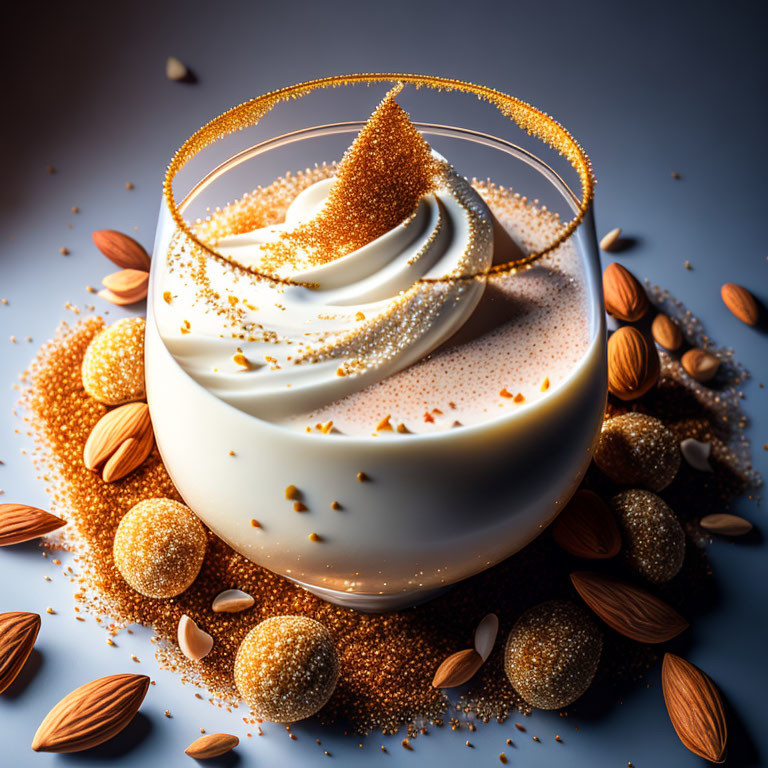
[32,673,149,753]
[178,614,213,661]
[651,313,683,351]
[92,230,150,272]
[700,513,753,537]
[602,262,648,321]
[570,571,688,643]
[0,503,66,546]
[680,438,713,472]
[100,269,149,305]
[432,648,483,688]
[599,227,622,251]
[473,613,499,662]
[662,653,727,763]
[552,490,621,559]
[0,612,41,694]
[83,403,154,483]
[607,326,659,400]
[166,56,189,82]
[185,733,239,759]
[681,348,719,382]
[721,283,758,326]
[211,589,255,614]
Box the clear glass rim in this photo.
[164,72,596,288]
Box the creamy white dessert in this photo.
[146,86,606,610]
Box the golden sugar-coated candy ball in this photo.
[504,600,602,710]
[234,616,338,723]
[611,489,685,583]
[113,498,206,598]
[82,317,146,405]
[594,412,680,491]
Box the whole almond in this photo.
[211,589,255,614]
[84,403,154,483]
[603,262,649,321]
[700,513,753,537]
[473,613,499,663]
[552,490,621,559]
[570,571,688,643]
[651,313,683,351]
[662,653,727,763]
[432,648,483,688]
[607,326,659,400]
[682,348,719,382]
[32,673,149,753]
[599,227,622,252]
[721,283,758,325]
[92,230,150,272]
[0,612,41,694]
[185,733,239,759]
[178,615,213,661]
[0,503,66,546]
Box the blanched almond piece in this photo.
[102,269,149,300]
[97,286,148,306]
[0,504,66,546]
[166,56,189,81]
[178,614,213,661]
[185,733,239,759]
[680,438,713,472]
[473,613,499,662]
[211,589,255,614]
[599,227,622,251]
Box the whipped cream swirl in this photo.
[155,161,494,421]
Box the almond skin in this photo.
[570,571,688,643]
[700,513,753,536]
[92,230,150,272]
[83,403,154,483]
[662,653,727,763]
[32,673,149,753]
[432,648,483,688]
[681,348,719,382]
[607,326,659,400]
[0,612,41,694]
[603,262,649,321]
[651,313,683,351]
[721,283,758,325]
[552,490,621,559]
[0,503,66,546]
[185,733,239,759]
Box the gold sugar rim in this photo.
[163,73,595,286]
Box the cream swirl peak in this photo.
[156,87,496,421]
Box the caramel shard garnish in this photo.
[262,84,441,270]
[541,376,550,392]
[500,388,514,399]
[376,415,393,432]
[513,393,525,404]
[285,485,300,500]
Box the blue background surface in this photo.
[1,1,766,765]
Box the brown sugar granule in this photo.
[356,471,369,482]
[294,502,307,512]
[259,84,441,272]
[285,485,300,500]
[330,501,341,511]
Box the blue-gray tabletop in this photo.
[1,1,766,766]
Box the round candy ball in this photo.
[82,317,146,405]
[504,600,602,710]
[234,616,338,723]
[113,498,206,598]
[594,412,680,491]
[611,489,685,583]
